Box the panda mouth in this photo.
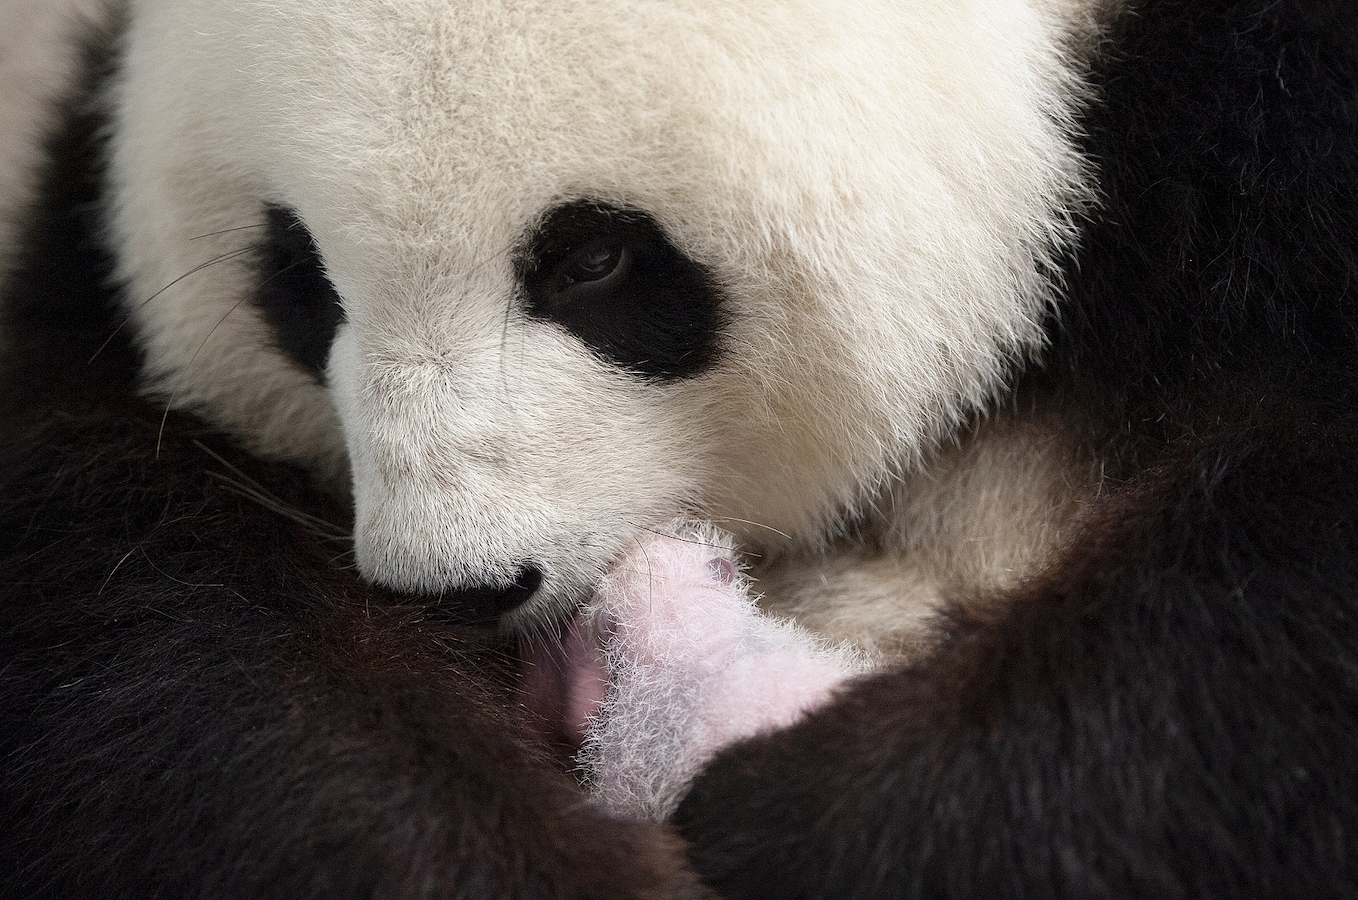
[421,565,546,625]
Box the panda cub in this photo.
[4,0,1358,897]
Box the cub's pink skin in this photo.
[544,525,871,821]
[520,614,609,747]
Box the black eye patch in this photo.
[517,201,724,380]
[254,205,345,376]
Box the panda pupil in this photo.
[568,241,622,282]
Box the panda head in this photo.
[107,0,1092,625]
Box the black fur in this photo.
[0,9,127,409]
[0,19,706,900]
[518,200,724,380]
[254,205,346,376]
[675,1,1358,897]
[0,407,708,900]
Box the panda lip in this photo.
[518,612,609,748]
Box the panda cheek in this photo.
[325,323,356,413]
[325,323,381,493]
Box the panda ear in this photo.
[253,205,345,376]
[516,201,726,381]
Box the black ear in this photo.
[517,201,725,381]
[0,14,130,404]
[254,205,345,376]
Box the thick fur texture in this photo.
[0,394,706,900]
[4,0,1358,897]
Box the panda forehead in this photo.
[185,0,1072,266]
[116,0,1091,486]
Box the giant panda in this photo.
[4,0,1358,896]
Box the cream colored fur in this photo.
[105,0,1103,628]
[755,398,1104,658]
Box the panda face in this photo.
[107,0,1093,623]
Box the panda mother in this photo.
[4,0,1358,896]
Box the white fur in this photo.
[107,0,1098,622]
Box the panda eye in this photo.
[518,201,724,381]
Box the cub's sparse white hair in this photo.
[107,0,1096,623]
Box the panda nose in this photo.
[455,565,544,618]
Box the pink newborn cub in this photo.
[524,525,868,820]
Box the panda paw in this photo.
[569,523,869,820]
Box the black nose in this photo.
[455,565,544,619]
